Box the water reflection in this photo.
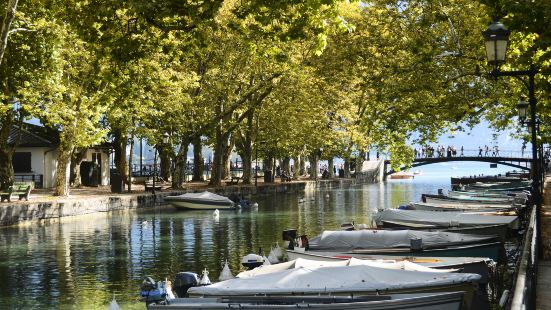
[0,180,448,308]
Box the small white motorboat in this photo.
[164,191,235,210]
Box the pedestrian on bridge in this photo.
[522,144,526,157]
[484,145,489,156]
[494,145,499,157]
[478,146,483,157]
[460,146,464,157]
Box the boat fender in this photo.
[273,242,283,259]
[199,269,211,285]
[268,247,279,264]
[108,297,120,310]
[499,290,509,307]
[219,260,234,281]
[173,272,199,298]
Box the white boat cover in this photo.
[307,229,496,251]
[375,209,519,229]
[168,191,234,204]
[189,265,480,295]
[236,258,455,278]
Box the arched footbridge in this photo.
[384,155,532,179]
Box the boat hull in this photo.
[380,221,509,242]
[164,198,235,210]
[150,292,464,309]
[291,241,504,263]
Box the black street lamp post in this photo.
[483,19,542,253]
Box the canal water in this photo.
[0,163,514,309]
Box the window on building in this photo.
[13,152,32,173]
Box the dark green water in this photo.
[0,176,456,309]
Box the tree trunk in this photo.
[159,147,171,181]
[292,157,299,179]
[222,136,233,180]
[281,157,291,175]
[0,112,14,190]
[0,0,19,67]
[54,136,74,196]
[113,127,128,185]
[209,127,226,186]
[240,147,252,184]
[309,152,319,180]
[0,147,14,190]
[128,134,134,191]
[328,158,335,178]
[299,155,306,176]
[173,136,191,188]
[344,158,351,178]
[192,135,204,181]
[69,148,87,187]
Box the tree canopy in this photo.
[1,0,549,192]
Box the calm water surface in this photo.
[0,163,513,309]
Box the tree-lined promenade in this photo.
[1,0,550,196]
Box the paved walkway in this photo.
[12,176,315,205]
[537,178,551,309]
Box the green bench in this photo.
[0,183,33,202]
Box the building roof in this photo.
[8,123,60,147]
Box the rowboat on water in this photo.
[408,201,517,213]
[164,191,236,210]
[374,209,519,230]
[421,193,522,206]
[287,229,504,262]
[380,220,510,242]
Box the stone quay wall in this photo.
[0,178,366,227]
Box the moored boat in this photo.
[186,265,481,309]
[380,220,509,242]
[289,229,504,262]
[149,292,466,310]
[164,191,236,210]
[389,171,414,179]
[374,209,519,230]
[410,202,516,213]
[421,193,520,206]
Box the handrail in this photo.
[509,206,537,309]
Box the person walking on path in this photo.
[478,146,483,157]
[460,146,464,157]
[484,145,489,156]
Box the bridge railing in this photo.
[508,205,537,309]
[413,149,531,159]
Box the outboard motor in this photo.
[173,272,199,298]
[282,229,297,249]
[140,277,168,305]
[241,253,265,270]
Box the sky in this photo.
[424,121,524,152]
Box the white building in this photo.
[10,124,111,188]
